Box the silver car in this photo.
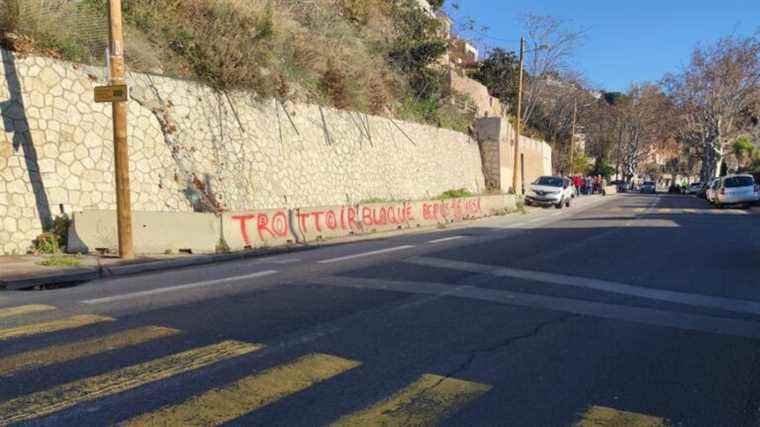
[714,175,759,208]
[686,182,702,195]
[525,176,574,209]
[640,181,656,194]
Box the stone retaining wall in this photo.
[0,49,487,254]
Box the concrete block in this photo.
[409,196,489,228]
[357,202,413,233]
[480,194,518,213]
[68,210,219,255]
[294,204,364,243]
[222,209,294,251]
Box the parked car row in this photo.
[524,174,758,210]
[609,180,659,194]
[610,180,632,193]
[696,174,759,208]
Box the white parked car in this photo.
[713,175,759,208]
[525,176,574,209]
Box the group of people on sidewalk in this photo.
[571,175,605,196]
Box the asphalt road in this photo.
[1,193,759,426]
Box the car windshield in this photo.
[644,182,655,186]
[534,177,563,187]
[723,176,755,188]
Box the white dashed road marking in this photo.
[407,257,760,316]
[81,270,279,305]
[428,236,466,244]
[317,245,416,264]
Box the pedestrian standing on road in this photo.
[585,176,593,195]
[573,176,583,197]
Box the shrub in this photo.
[32,232,59,255]
[49,214,71,250]
[436,188,473,200]
[321,58,349,110]
[215,237,230,254]
[435,101,475,133]
[360,197,389,204]
[6,0,471,132]
[0,0,20,32]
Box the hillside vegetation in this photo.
[1,0,471,130]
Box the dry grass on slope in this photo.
[2,0,470,130]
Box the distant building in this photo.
[415,0,436,17]
[450,38,479,67]
[431,9,502,118]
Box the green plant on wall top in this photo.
[436,188,474,200]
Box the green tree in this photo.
[589,159,615,179]
[471,48,519,110]
[387,0,448,101]
[427,0,446,11]
[571,149,593,175]
[732,137,755,169]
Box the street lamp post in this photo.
[512,37,525,195]
[568,98,577,176]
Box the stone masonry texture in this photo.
[0,49,490,255]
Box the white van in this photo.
[713,175,759,208]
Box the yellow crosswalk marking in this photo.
[0,326,181,376]
[634,208,646,213]
[0,340,262,425]
[126,353,360,426]
[609,208,624,213]
[683,209,697,214]
[574,405,668,426]
[0,304,56,319]
[331,374,491,426]
[0,314,113,341]
[658,208,672,214]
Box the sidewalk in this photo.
[0,253,203,290]
[0,242,325,290]
[0,195,615,290]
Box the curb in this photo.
[0,245,305,291]
[0,195,616,291]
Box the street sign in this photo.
[94,84,129,103]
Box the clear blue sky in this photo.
[446,0,760,92]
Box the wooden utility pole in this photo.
[568,98,577,175]
[512,37,525,194]
[108,0,134,259]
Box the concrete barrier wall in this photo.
[68,210,218,254]
[69,195,518,254]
